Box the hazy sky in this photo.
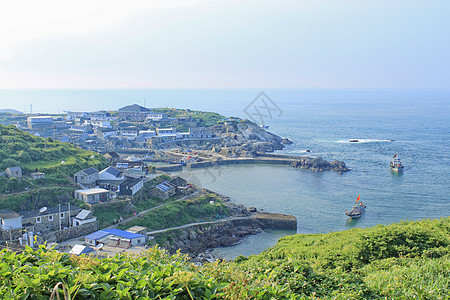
[0,0,449,89]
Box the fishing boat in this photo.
[345,195,366,219]
[390,154,404,172]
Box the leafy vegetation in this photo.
[153,108,226,127]
[0,218,447,299]
[0,187,77,212]
[237,218,449,299]
[0,125,108,176]
[93,201,135,228]
[0,125,109,211]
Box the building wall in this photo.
[6,168,22,179]
[22,208,82,232]
[41,221,98,243]
[74,172,99,188]
[0,216,22,230]
[131,181,144,195]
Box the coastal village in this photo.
[0,105,316,259]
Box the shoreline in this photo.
[154,151,350,174]
[148,189,297,262]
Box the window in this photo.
[36,217,41,223]
[137,239,141,244]
[48,215,54,221]
[60,213,65,219]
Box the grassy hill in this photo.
[0,125,109,211]
[0,217,447,299]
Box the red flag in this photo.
[356,194,360,202]
[393,154,397,158]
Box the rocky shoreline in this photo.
[151,190,297,263]
[290,156,350,173]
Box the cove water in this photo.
[1,89,449,259]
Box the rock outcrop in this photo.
[290,157,350,173]
[211,121,286,157]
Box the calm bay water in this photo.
[1,89,449,259]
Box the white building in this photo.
[72,209,97,226]
[96,127,116,140]
[156,127,176,135]
[99,166,124,186]
[74,188,109,204]
[0,209,22,231]
[27,116,54,129]
[120,128,139,137]
[139,130,156,139]
[84,120,111,128]
[146,113,168,122]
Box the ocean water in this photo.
[1,89,449,259]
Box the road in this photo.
[146,215,254,235]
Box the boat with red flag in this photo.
[345,195,366,219]
[390,154,404,172]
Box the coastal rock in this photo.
[290,157,350,173]
[213,121,285,156]
[281,138,293,145]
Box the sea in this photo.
[1,89,449,259]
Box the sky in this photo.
[0,0,449,89]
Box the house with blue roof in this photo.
[85,228,146,247]
[154,181,176,199]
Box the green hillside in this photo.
[0,125,109,211]
[0,218,447,299]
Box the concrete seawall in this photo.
[155,157,298,172]
[254,212,297,230]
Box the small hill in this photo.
[0,109,23,114]
[0,125,109,211]
[0,217,447,299]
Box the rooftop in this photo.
[100,166,122,178]
[118,104,150,113]
[0,209,21,219]
[126,226,147,233]
[77,167,99,176]
[120,177,143,187]
[85,230,110,241]
[75,209,93,220]
[6,166,21,172]
[75,188,109,195]
[104,228,145,239]
[19,204,80,219]
[155,181,176,192]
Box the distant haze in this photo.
[0,0,449,89]
[0,89,449,116]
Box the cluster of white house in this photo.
[73,166,145,204]
[94,126,213,143]
[72,165,189,204]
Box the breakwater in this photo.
[155,157,297,172]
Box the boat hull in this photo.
[345,205,366,218]
[390,166,404,173]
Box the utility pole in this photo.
[68,202,71,228]
[9,226,12,243]
[58,204,61,231]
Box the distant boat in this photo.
[390,154,404,172]
[345,195,366,219]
